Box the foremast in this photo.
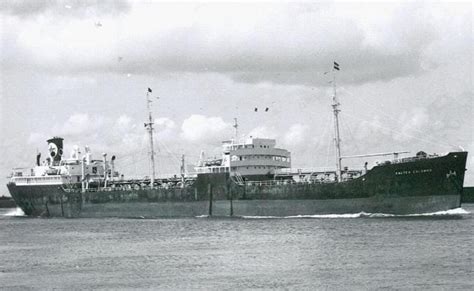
[331,62,343,182]
[145,88,156,188]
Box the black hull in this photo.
[7,152,467,218]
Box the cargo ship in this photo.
[6,66,468,218]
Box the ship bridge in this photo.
[195,137,291,179]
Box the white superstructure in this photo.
[195,137,291,177]
[9,138,113,189]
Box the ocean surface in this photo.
[1,206,473,290]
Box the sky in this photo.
[0,0,472,196]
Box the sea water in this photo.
[0,206,472,289]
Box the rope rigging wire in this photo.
[338,86,457,149]
[341,111,452,149]
[310,110,333,168]
[324,114,334,169]
[340,112,362,155]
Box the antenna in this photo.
[145,88,156,188]
[180,154,186,185]
[233,118,239,142]
[331,61,342,182]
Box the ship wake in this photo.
[3,207,25,217]
[242,208,470,219]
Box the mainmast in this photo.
[331,61,343,182]
[145,87,156,188]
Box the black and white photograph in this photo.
[0,0,472,289]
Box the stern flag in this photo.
[333,61,340,71]
[148,87,152,93]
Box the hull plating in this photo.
[7,152,467,218]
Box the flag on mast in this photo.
[333,61,340,71]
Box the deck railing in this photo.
[13,175,62,185]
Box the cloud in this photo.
[247,126,278,139]
[25,113,231,163]
[180,114,232,143]
[346,91,473,154]
[353,116,389,144]
[28,113,148,159]
[110,114,144,153]
[155,117,176,141]
[51,113,104,136]
[393,108,430,142]
[155,117,175,129]
[283,124,308,147]
[0,0,130,17]
[2,2,470,86]
[114,114,133,132]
